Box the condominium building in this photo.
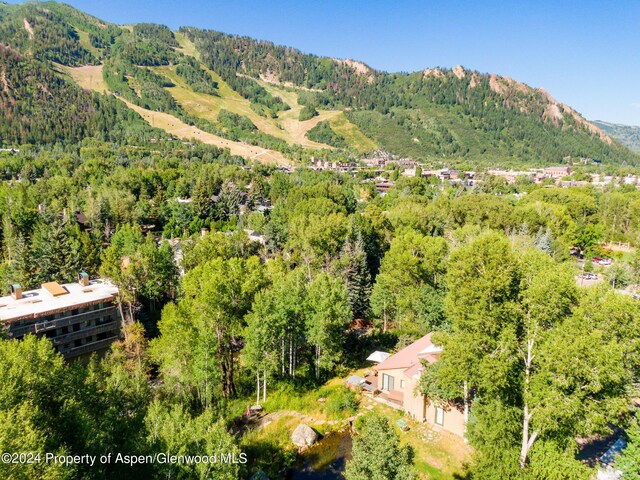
[0,274,121,360]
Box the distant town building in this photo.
[0,275,120,360]
[375,181,395,194]
[543,166,571,178]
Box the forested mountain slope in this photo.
[593,120,640,153]
[0,0,637,167]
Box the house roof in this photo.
[374,332,442,379]
[366,350,391,363]
[346,375,366,387]
[403,362,423,379]
[0,279,118,322]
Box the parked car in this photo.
[591,257,612,266]
[579,273,598,280]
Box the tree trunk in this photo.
[383,299,387,333]
[520,407,538,468]
[216,319,236,398]
[118,301,127,336]
[463,380,470,443]
[289,335,293,376]
[256,370,260,406]
[204,339,210,410]
[227,351,236,397]
[263,368,266,403]
[293,339,296,378]
[463,381,469,423]
[520,338,537,467]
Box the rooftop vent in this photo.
[78,272,89,287]
[10,284,22,300]
[42,282,68,297]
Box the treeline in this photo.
[306,120,346,148]
[0,2,98,66]
[133,23,178,47]
[180,26,393,112]
[0,47,164,145]
[175,57,219,96]
[179,27,294,118]
[180,25,639,165]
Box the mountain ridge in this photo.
[592,120,640,153]
[0,1,637,166]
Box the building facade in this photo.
[374,333,466,437]
[0,274,120,360]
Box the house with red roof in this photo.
[374,332,466,437]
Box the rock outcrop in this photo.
[291,424,318,447]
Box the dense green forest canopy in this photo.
[1,140,640,478]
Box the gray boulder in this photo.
[291,423,318,447]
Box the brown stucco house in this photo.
[373,333,466,437]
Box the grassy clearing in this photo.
[155,65,336,149]
[120,98,290,165]
[364,403,472,479]
[174,31,199,58]
[76,29,101,58]
[329,112,378,153]
[62,64,290,164]
[240,413,299,477]
[61,64,108,93]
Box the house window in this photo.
[435,406,444,426]
[382,373,395,392]
[400,379,405,389]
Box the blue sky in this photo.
[11,0,639,125]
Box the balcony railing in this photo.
[51,321,120,346]
[57,336,120,359]
[8,306,118,337]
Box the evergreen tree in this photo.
[533,227,553,255]
[30,218,80,285]
[345,414,415,480]
[219,180,242,219]
[339,232,372,318]
[9,234,33,289]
